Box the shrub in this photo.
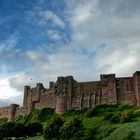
[0,125,5,139]
[122,131,135,140]
[118,105,132,111]
[0,118,8,126]
[38,108,54,122]
[104,112,114,120]
[14,115,25,123]
[60,117,83,139]
[43,117,64,140]
[109,110,133,124]
[13,123,26,137]
[0,122,17,138]
[73,128,95,140]
[24,109,40,123]
[0,121,42,138]
[63,108,87,116]
[120,111,132,124]
[24,108,55,124]
[85,108,98,118]
[26,121,43,136]
[0,122,27,138]
[2,122,16,137]
[109,113,121,123]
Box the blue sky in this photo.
[0,0,140,106]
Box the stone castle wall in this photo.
[1,71,140,120]
[0,106,11,120]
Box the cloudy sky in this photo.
[0,0,140,107]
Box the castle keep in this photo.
[0,71,140,120]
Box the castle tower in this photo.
[100,74,117,105]
[23,85,32,109]
[9,104,19,121]
[49,81,55,89]
[65,76,73,110]
[31,83,43,102]
[133,71,140,106]
[55,76,73,114]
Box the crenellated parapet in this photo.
[1,71,140,120]
[55,76,74,114]
[23,83,45,113]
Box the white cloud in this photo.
[68,0,99,27]
[25,5,66,30]
[0,78,22,106]
[64,0,140,76]
[42,10,65,28]
[1,0,140,107]
[47,30,62,40]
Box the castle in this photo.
[0,71,140,120]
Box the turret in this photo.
[133,71,140,106]
[9,104,19,121]
[55,76,73,114]
[100,74,115,85]
[23,85,31,108]
[49,81,55,89]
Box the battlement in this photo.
[100,74,116,85]
[1,71,140,120]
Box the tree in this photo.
[60,117,83,139]
[43,117,64,140]
[26,121,43,136]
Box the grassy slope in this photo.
[4,105,140,140]
[60,105,140,140]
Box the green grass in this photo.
[2,104,140,140]
[102,122,140,140]
[23,136,44,140]
[83,116,104,128]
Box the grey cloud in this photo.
[0,95,23,107]
[3,0,140,103]
[8,74,27,91]
[0,99,10,107]
[99,0,140,17]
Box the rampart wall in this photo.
[0,71,140,120]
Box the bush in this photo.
[73,128,95,140]
[24,109,40,124]
[24,108,55,124]
[85,108,98,118]
[109,110,132,124]
[38,108,54,122]
[118,105,133,111]
[0,121,42,138]
[60,117,83,139]
[14,115,25,123]
[13,123,26,137]
[1,122,16,137]
[43,117,64,140]
[120,111,132,124]
[104,112,114,120]
[110,113,121,123]
[0,125,5,139]
[26,121,43,136]
[63,108,87,116]
[0,122,28,138]
[0,118,8,126]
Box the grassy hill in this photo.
[1,105,140,140]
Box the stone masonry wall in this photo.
[0,106,11,120]
[116,77,136,105]
[72,81,101,109]
[133,71,140,106]
[1,71,140,120]
[34,89,56,109]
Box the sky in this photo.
[0,0,140,107]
